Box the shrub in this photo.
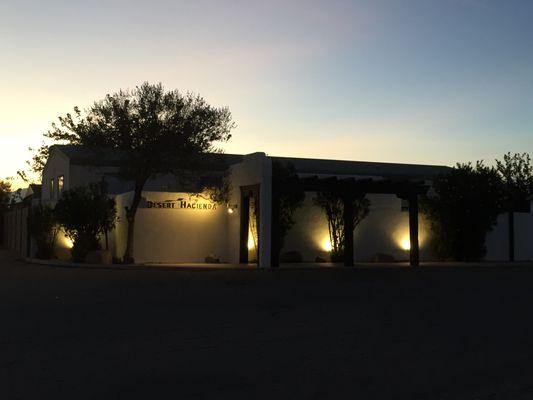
[421,162,503,261]
[272,162,305,253]
[28,204,58,259]
[54,183,117,262]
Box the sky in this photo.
[1,0,532,188]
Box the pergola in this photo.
[270,175,429,267]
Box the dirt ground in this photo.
[2,252,533,399]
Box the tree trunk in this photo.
[123,176,148,264]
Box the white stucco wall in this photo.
[70,165,120,191]
[110,191,229,264]
[227,153,272,267]
[41,148,70,203]
[108,192,131,260]
[282,193,434,262]
[486,211,533,261]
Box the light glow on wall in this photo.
[63,236,74,249]
[247,235,255,250]
[321,237,332,252]
[400,236,411,251]
[393,215,430,252]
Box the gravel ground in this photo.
[2,251,533,399]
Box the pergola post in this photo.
[508,211,515,262]
[239,191,250,264]
[408,194,419,267]
[343,196,354,267]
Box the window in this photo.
[58,175,64,195]
[50,178,55,200]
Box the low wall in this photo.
[486,212,533,261]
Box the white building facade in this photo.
[40,145,533,266]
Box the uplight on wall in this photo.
[247,236,255,250]
[322,237,332,252]
[400,236,411,251]
[63,236,74,249]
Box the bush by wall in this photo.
[54,183,117,262]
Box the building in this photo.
[13,145,529,266]
[39,145,448,266]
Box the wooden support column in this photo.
[408,194,420,267]
[271,190,281,268]
[343,196,354,267]
[508,211,515,262]
[239,191,250,264]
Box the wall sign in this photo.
[141,197,217,211]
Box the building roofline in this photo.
[48,144,452,180]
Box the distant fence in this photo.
[1,203,31,257]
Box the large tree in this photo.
[422,162,503,261]
[42,83,235,262]
[495,152,533,261]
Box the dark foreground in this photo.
[2,256,533,399]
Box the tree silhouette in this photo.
[422,162,503,261]
[43,83,235,262]
[314,193,370,262]
[0,180,11,212]
[495,152,533,261]
[272,161,305,254]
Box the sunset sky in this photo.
[1,0,532,188]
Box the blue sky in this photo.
[1,0,532,187]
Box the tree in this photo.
[495,152,533,261]
[314,193,370,262]
[0,180,11,212]
[42,82,235,263]
[28,204,59,259]
[421,162,503,261]
[54,183,117,262]
[0,179,12,245]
